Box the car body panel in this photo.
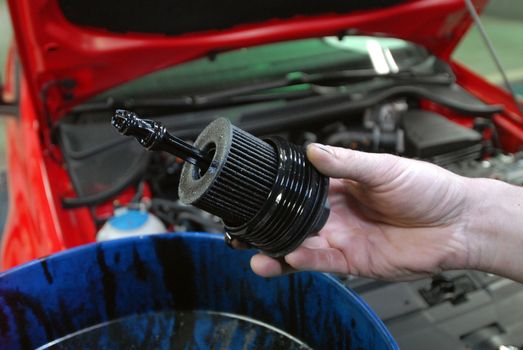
[0,74,96,270]
[1,45,18,104]
[7,0,487,122]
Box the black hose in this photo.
[238,85,504,135]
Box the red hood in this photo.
[7,0,488,122]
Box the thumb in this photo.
[306,143,399,185]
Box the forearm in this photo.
[464,177,523,282]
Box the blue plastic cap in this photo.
[109,210,148,231]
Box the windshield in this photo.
[93,36,432,102]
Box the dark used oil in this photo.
[37,310,312,350]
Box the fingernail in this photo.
[224,232,234,249]
[225,232,253,250]
[309,143,332,155]
[231,239,251,250]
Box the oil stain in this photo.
[132,245,147,281]
[96,246,117,320]
[40,259,53,284]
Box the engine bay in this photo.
[58,81,523,234]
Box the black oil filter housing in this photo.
[113,110,330,257]
[179,118,330,257]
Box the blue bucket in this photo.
[0,232,398,349]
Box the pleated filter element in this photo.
[179,118,330,257]
[188,125,279,226]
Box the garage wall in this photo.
[485,0,523,21]
[0,0,13,83]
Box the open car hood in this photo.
[7,0,488,122]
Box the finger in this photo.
[285,246,349,274]
[228,238,251,250]
[301,236,330,249]
[250,254,296,277]
[306,143,398,186]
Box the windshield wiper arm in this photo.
[70,81,316,114]
[71,69,454,114]
[190,69,454,105]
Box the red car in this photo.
[1,0,523,347]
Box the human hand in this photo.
[250,144,475,281]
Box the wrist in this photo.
[462,177,523,281]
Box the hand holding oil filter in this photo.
[112,109,330,257]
